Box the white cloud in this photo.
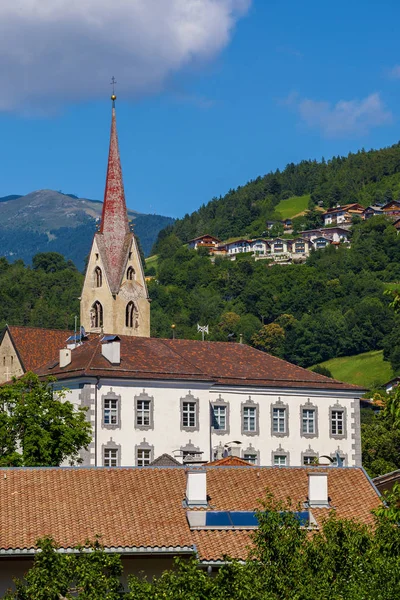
[0,0,251,112]
[284,92,392,137]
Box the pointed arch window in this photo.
[94,267,102,287]
[127,266,135,281]
[91,301,103,329]
[126,301,138,328]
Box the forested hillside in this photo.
[0,253,83,331]
[148,217,400,371]
[153,142,400,249]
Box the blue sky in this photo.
[1,0,400,217]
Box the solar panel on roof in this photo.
[102,335,120,342]
[205,512,232,527]
[230,511,259,527]
[294,511,309,526]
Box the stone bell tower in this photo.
[80,93,150,337]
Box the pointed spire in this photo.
[97,96,132,293]
[99,99,130,237]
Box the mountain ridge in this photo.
[0,189,174,269]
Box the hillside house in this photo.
[287,238,312,257]
[249,238,269,255]
[300,228,349,244]
[382,200,400,218]
[221,238,252,255]
[0,464,381,594]
[322,203,364,226]
[188,234,221,251]
[269,238,290,256]
[364,206,384,219]
[312,236,331,250]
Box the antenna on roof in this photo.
[197,324,209,341]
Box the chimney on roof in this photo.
[59,348,71,368]
[308,472,329,507]
[186,470,207,507]
[101,336,121,365]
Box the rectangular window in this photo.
[136,400,150,426]
[244,453,257,464]
[302,409,315,434]
[104,398,118,426]
[104,448,118,467]
[182,402,196,428]
[137,448,151,466]
[331,410,344,436]
[213,405,226,430]
[274,455,287,466]
[243,407,256,432]
[273,407,286,434]
[303,456,316,465]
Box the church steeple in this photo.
[80,88,150,338]
[98,96,131,293]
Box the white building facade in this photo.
[50,337,362,469]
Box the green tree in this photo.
[3,537,124,600]
[251,323,285,356]
[0,373,91,467]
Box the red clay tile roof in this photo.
[36,335,364,392]
[207,456,252,466]
[0,466,380,561]
[6,325,72,372]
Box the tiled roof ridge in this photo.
[0,464,360,472]
[8,325,72,334]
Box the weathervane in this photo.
[110,76,117,105]
[197,324,209,341]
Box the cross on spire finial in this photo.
[110,76,117,105]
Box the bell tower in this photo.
[80,91,150,337]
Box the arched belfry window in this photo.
[91,301,103,329]
[126,301,138,328]
[127,266,135,281]
[94,267,102,287]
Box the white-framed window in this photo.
[243,406,256,432]
[104,448,118,467]
[244,453,257,464]
[273,407,286,434]
[303,455,316,465]
[302,409,315,435]
[274,455,287,466]
[104,398,118,426]
[136,399,150,427]
[182,402,196,428]
[213,405,226,430]
[331,410,344,436]
[137,448,151,466]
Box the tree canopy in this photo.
[0,373,91,467]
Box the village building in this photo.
[0,325,71,384]
[322,203,364,226]
[0,464,381,593]
[188,234,221,251]
[364,205,384,219]
[311,236,331,250]
[36,333,364,469]
[381,200,400,218]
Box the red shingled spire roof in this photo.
[97,101,133,293]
